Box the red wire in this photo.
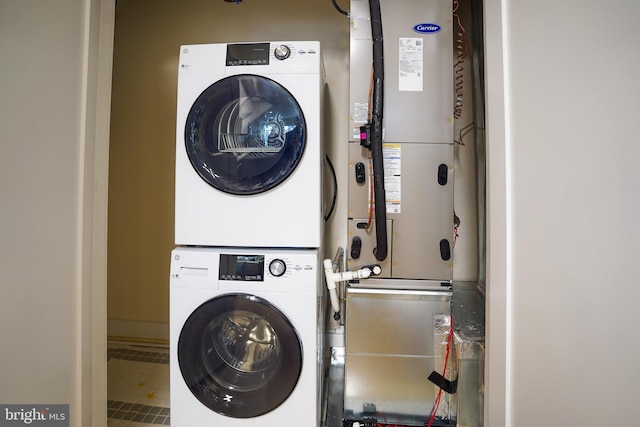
[426,314,453,427]
[375,315,454,427]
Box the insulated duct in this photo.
[365,0,388,261]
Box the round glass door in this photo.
[185,74,306,195]
[178,293,303,418]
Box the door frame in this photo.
[84,0,115,425]
[88,1,511,426]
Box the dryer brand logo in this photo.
[413,23,441,34]
[1,405,68,426]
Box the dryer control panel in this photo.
[225,41,320,67]
[226,42,271,66]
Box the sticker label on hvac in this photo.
[399,38,423,92]
[383,144,401,214]
[0,405,69,426]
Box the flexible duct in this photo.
[367,0,388,261]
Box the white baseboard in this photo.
[107,319,169,342]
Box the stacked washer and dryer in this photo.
[170,42,326,426]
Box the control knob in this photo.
[269,259,287,277]
[274,45,291,60]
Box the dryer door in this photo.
[184,74,306,195]
[178,293,303,418]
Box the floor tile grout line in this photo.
[108,342,171,426]
[107,347,170,365]
[107,400,170,425]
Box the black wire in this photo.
[331,0,349,16]
[324,154,338,222]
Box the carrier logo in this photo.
[413,23,441,34]
[1,405,68,426]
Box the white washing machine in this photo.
[170,246,325,426]
[175,41,324,248]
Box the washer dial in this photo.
[269,259,287,277]
[274,45,291,60]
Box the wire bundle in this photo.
[452,0,467,120]
[426,314,453,427]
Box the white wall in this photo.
[0,0,113,425]
[485,0,640,425]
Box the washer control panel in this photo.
[216,252,315,281]
[171,247,318,292]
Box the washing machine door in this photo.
[184,74,306,195]
[178,293,303,418]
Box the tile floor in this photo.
[105,342,353,427]
[107,341,171,426]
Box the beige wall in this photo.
[107,0,351,335]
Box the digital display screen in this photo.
[226,43,270,66]
[219,254,265,281]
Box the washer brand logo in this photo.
[0,405,68,426]
[413,23,441,34]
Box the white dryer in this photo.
[169,246,325,426]
[175,42,324,248]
